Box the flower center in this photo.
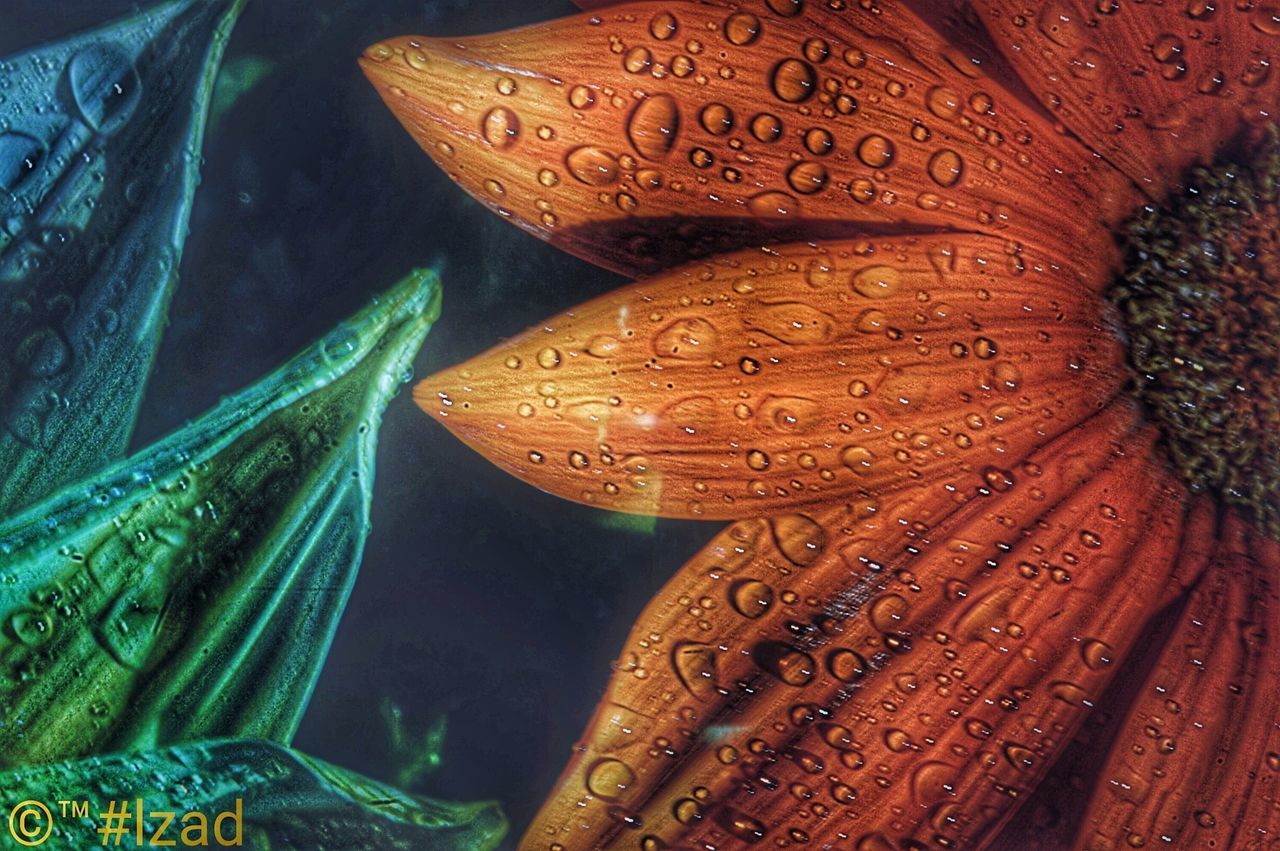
[1112,127,1280,535]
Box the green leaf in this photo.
[1,738,506,850]
[0,269,441,768]
[0,0,245,515]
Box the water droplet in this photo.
[820,723,855,750]
[841,445,874,475]
[852,265,901,298]
[754,641,817,686]
[757,395,821,431]
[1004,743,1036,770]
[66,45,141,134]
[653,318,719,360]
[724,12,762,45]
[856,134,895,168]
[672,641,719,700]
[884,729,914,752]
[673,798,702,825]
[650,11,679,40]
[1252,6,1280,34]
[536,347,562,369]
[1186,0,1215,18]
[569,85,596,110]
[926,86,963,120]
[698,104,735,138]
[10,608,52,647]
[17,327,71,378]
[1038,3,1083,47]
[770,514,826,565]
[787,161,829,194]
[964,718,992,739]
[750,113,783,143]
[624,46,654,74]
[869,594,909,631]
[748,190,799,218]
[804,37,830,64]
[1081,638,1114,670]
[566,146,619,185]
[586,758,636,800]
[1050,680,1089,705]
[719,809,767,843]
[804,127,834,155]
[830,783,857,803]
[629,94,681,159]
[746,449,771,471]
[586,335,621,358]
[827,649,868,682]
[771,59,817,103]
[0,132,45,191]
[481,107,520,149]
[983,466,1014,492]
[766,0,804,16]
[731,579,774,619]
[927,149,964,187]
[1196,68,1225,95]
[1070,47,1103,79]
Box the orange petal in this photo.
[523,402,1194,848]
[975,1,1278,197]
[359,0,1133,275]
[417,235,1125,519]
[991,509,1279,850]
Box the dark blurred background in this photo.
[3,1,715,843]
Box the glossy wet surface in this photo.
[4,0,704,841]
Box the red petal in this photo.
[975,1,1278,196]
[418,235,1124,519]
[360,0,1133,275]
[523,402,1193,848]
[992,508,1280,850]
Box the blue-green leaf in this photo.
[0,0,245,514]
[0,269,440,767]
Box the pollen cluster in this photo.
[1112,127,1280,536]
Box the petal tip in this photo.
[412,375,453,423]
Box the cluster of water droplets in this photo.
[0,0,241,515]
[365,0,1078,273]
[1012,0,1280,136]
[431,234,1097,519]
[528,436,1163,849]
[0,270,436,766]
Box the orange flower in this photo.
[361,2,1280,848]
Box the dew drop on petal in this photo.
[481,106,520,149]
[771,59,817,103]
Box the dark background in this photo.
[3,0,715,843]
